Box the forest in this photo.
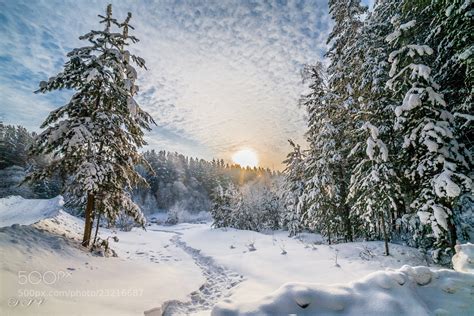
[0,0,472,315]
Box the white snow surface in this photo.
[0,195,64,227]
[0,196,204,316]
[1,196,473,315]
[212,265,474,316]
[168,224,432,305]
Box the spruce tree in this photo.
[385,6,472,259]
[302,63,340,243]
[347,0,403,255]
[325,0,367,242]
[26,4,155,247]
[282,139,305,236]
[303,0,367,243]
[428,0,474,243]
[428,0,473,149]
[210,183,238,228]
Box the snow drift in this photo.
[0,195,64,227]
[212,265,474,316]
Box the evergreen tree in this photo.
[347,0,403,255]
[385,7,472,258]
[428,0,473,149]
[309,0,366,241]
[301,63,340,243]
[210,183,239,228]
[428,0,474,244]
[282,139,305,236]
[26,5,154,247]
[0,124,32,169]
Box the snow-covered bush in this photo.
[452,243,474,273]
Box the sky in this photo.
[0,0,370,169]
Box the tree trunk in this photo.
[82,193,95,247]
[327,223,332,245]
[448,218,457,252]
[381,212,389,256]
[93,212,101,246]
[344,207,353,242]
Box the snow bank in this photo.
[453,243,474,273]
[0,195,63,227]
[212,265,474,316]
[0,197,205,315]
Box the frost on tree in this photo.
[347,0,403,256]
[300,63,341,243]
[282,140,306,236]
[386,14,472,256]
[211,183,239,229]
[428,0,473,148]
[301,0,367,244]
[26,4,155,247]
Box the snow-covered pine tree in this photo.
[347,0,403,255]
[428,0,473,150]
[26,5,155,247]
[427,0,474,245]
[282,139,306,236]
[251,179,282,231]
[303,0,367,243]
[385,6,472,260]
[302,63,340,243]
[210,183,238,228]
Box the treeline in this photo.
[134,149,280,215]
[0,123,281,219]
[278,0,473,263]
[0,123,61,198]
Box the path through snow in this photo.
[145,228,244,315]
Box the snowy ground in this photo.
[0,197,204,316]
[1,196,473,315]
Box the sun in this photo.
[232,149,259,168]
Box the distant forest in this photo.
[0,123,280,216]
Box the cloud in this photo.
[0,0,330,168]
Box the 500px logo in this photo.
[18,270,72,285]
[8,297,45,308]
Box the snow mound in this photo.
[0,195,64,227]
[453,243,474,273]
[212,265,474,316]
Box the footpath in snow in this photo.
[145,229,243,316]
[0,196,473,315]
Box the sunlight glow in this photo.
[232,149,259,168]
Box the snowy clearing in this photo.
[1,196,473,315]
